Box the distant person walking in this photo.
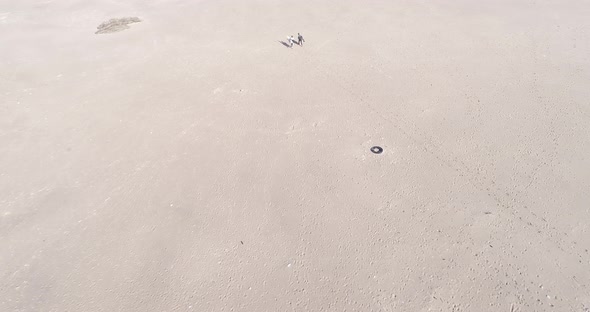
[298,33,304,46]
[288,35,295,48]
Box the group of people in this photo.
[287,33,305,48]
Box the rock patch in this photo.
[95,17,141,34]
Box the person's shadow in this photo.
[278,40,291,48]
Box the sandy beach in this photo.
[1,0,590,311]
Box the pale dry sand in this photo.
[1,0,590,311]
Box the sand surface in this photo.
[1,0,590,311]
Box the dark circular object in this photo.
[371,146,383,154]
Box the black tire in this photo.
[370,146,383,154]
